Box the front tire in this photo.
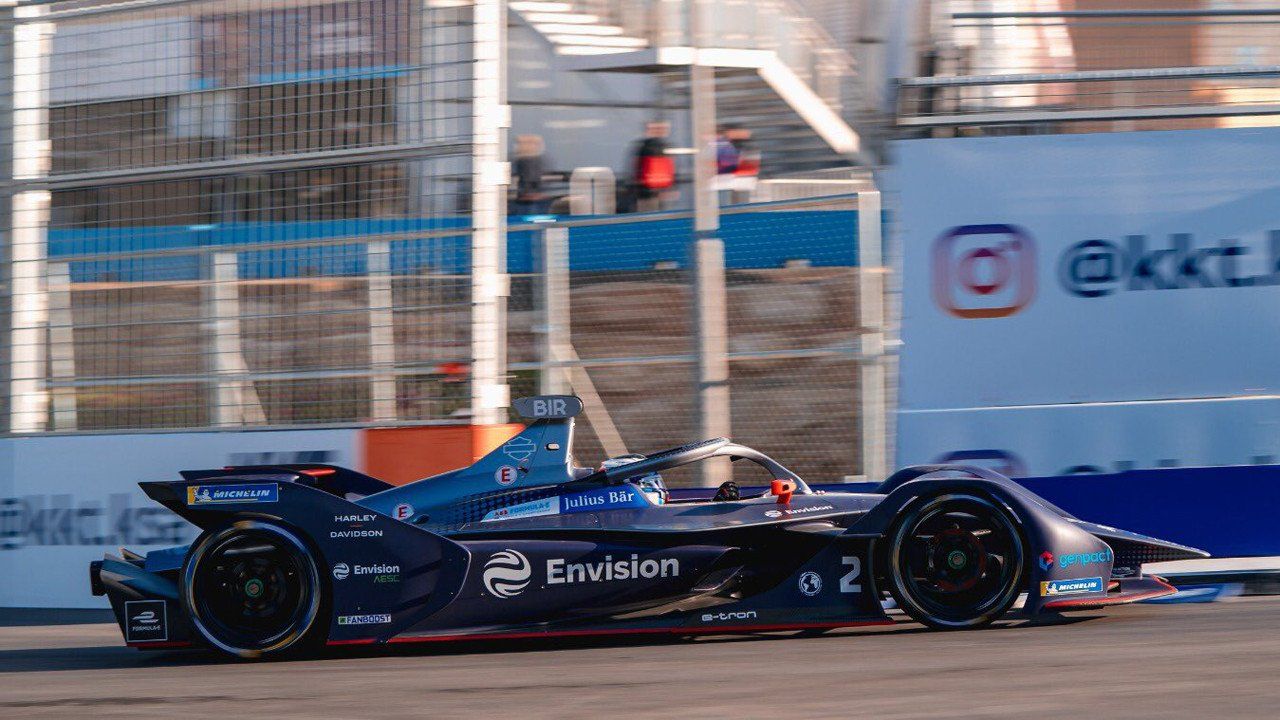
[883,493,1026,629]
[182,520,327,659]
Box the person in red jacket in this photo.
[630,120,676,212]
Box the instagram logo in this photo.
[931,224,1036,318]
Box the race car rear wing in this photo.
[178,464,394,498]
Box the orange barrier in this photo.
[360,424,524,486]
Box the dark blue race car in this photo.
[90,396,1207,659]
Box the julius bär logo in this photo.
[932,224,1036,319]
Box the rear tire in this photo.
[182,520,327,659]
[883,493,1025,629]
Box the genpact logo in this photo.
[932,224,1036,319]
[1039,552,1055,572]
[483,549,532,598]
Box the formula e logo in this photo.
[124,600,167,642]
[932,224,1036,319]
[483,549,532,598]
[798,571,823,596]
[1039,552,1055,571]
[332,563,350,580]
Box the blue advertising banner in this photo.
[891,126,1280,411]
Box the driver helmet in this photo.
[600,454,668,505]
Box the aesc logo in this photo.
[931,224,1036,319]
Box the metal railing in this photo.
[525,0,857,109]
[903,3,1280,133]
[12,193,893,485]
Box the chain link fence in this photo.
[3,0,490,432]
[507,193,888,486]
[1,0,891,485]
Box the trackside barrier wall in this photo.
[3,423,1277,609]
[0,425,530,609]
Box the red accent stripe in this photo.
[328,619,895,647]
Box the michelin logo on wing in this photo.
[186,483,278,505]
[1040,577,1105,597]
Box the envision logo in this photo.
[483,549,532,598]
[547,554,679,585]
[332,562,399,581]
[764,504,835,519]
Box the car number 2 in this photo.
[840,556,862,594]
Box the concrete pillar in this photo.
[857,189,890,481]
[469,0,511,425]
[538,227,570,396]
[368,240,397,421]
[7,6,54,433]
[47,262,77,430]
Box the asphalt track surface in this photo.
[2,597,1278,719]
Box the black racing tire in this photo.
[883,493,1026,630]
[181,520,328,659]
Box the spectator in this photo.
[630,120,676,212]
[714,124,760,204]
[512,134,549,216]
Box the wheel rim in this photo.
[891,495,1023,626]
[185,522,321,656]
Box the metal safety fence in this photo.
[1,0,891,486]
[2,0,508,430]
[508,192,890,486]
[10,192,890,485]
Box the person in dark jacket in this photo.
[512,134,549,216]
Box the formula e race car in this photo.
[91,396,1207,659]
